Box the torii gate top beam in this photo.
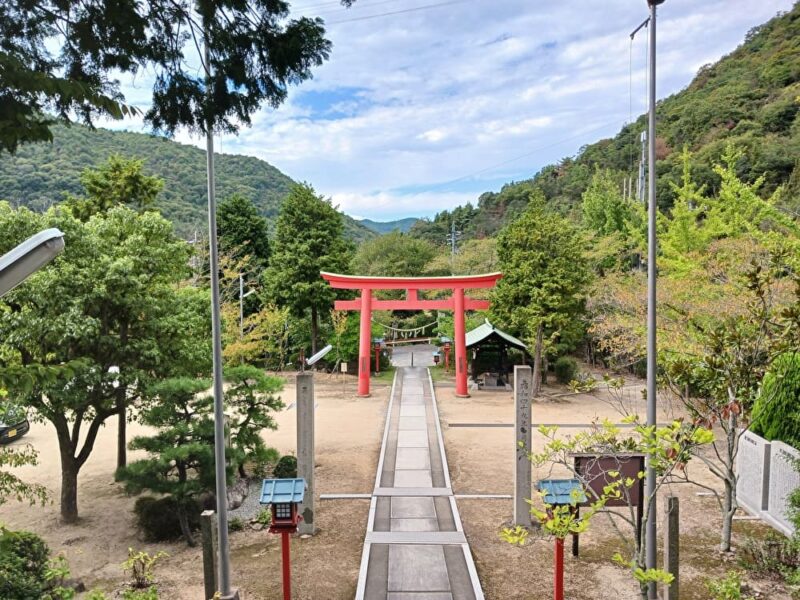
[320,271,502,290]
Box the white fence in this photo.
[736,430,800,537]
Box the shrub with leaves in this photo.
[554,356,579,384]
[122,548,168,589]
[273,455,298,479]
[706,571,754,600]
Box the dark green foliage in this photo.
[750,352,800,446]
[217,194,271,264]
[0,526,50,599]
[352,231,437,277]
[554,356,579,384]
[132,496,203,543]
[273,455,298,479]
[358,218,419,234]
[0,124,373,240]
[228,517,245,533]
[264,183,354,352]
[0,0,336,151]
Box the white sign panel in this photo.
[736,430,771,515]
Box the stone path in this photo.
[355,361,484,600]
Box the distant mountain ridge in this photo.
[358,217,419,234]
[0,124,375,242]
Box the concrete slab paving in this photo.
[388,545,450,592]
[355,366,484,600]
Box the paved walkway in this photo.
[355,358,484,599]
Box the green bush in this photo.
[0,526,50,599]
[228,517,245,532]
[133,496,202,542]
[554,356,579,384]
[706,571,752,600]
[273,455,297,479]
[751,352,800,446]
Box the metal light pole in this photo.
[645,1,664,599]
[204,31,237,600]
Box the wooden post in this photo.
[663,495,679,600]
[201,510,219,600]
[514,365,533,527]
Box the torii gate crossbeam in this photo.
[321,272,502,397]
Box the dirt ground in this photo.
[0,366,793,599]
[0,373,390,600]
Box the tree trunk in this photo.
[59,454,80,523]
[177,503,196,547]
[721,478,734,552]
[532,323,543,397]
[310,305,319,356]
[116,387,126,469]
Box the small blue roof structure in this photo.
[537,479,586,505]
[260,478,306,505]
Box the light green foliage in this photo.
[0,204,210,522]
[264,183,354,352]
[255,508,272,527]
[64,154,163,220]
[352,231,437,277]
[491,191,591,358]
[519,418,713,597]
[0,444,47,506]
[706,571,754,600]
[751,352,800,446]
[122,548,168,589]
[581,169,632,236]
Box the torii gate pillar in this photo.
[321,272,502,399]
[358,288,372,397]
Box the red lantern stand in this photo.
[373,339,382,374]
[260,478,306,600]
[538,479,586,600]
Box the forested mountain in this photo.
[411,4,800,243]
[358,217,419,234]
[0,124,375,241]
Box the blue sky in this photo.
[108,0,796,222]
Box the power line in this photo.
[301,0,404,17]
[326,0,467,24]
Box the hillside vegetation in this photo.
[411,4,800,243]
[0,123,374,241]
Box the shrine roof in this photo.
[320,271,502,290]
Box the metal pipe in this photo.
[281,530,292,600]
[204,33,233,597]
[645,1,663,598]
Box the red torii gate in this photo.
[320,272,502,397]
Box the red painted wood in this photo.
[554,537,564,600]
[321,271,502,290]
[358,288,372,396]
[281,530,291,600]
[333,298,490,311]
[454,288,468,396]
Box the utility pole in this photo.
[645,2,663,599]
[446,220,462,268]
[637,130,647,202]
[204,28,238,600]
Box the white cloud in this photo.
[108,0,794,221]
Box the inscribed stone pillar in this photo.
[663,495,679,600]
[514,365,533,528]
[297,372,316,535]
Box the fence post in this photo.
[663,495,679,600]
[201,509,219,600]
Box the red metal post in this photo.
[281,530,291,600]
[374,343,380,374]
[554,537,564,600]
[454,287,468,397]
[358,288,372,397]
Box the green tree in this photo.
[116,378,217,546]
[491,192,591,394]
[0,444,47,507]
[0,1,344,152]
[352,231,437,276]
[65,155,163,221]
[217,194,271,265]
[264,183,353,354]
[581,169,630,236]
[660,146,706,274]
[0,204,210,522]
[750,352,800,447]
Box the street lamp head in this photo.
[0,228,65,297]
[647,0,665,5]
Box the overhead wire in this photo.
[325,0,467,24]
